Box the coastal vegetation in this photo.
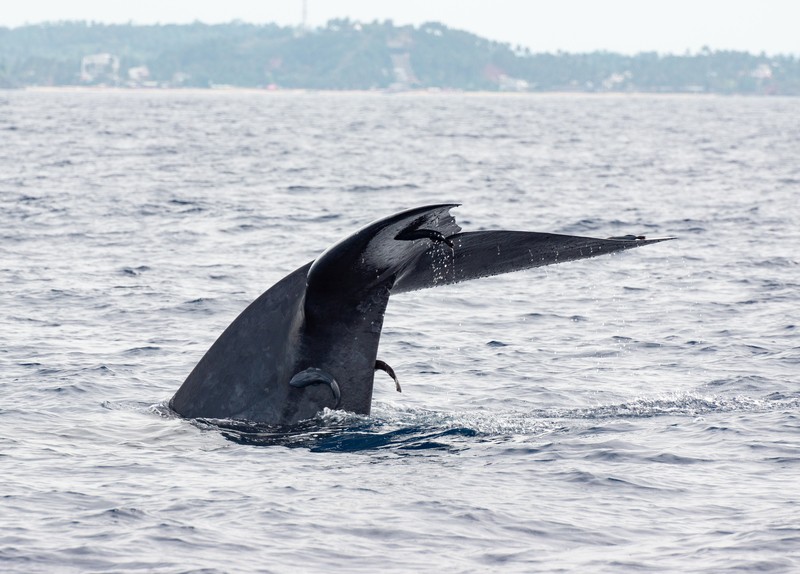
[1,20,797,93]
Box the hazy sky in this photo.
[3,0,798,55]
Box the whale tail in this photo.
[172,204,673,424]
[392,220,673,294]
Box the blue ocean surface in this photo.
[1,89,799,573]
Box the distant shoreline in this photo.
[12,86,794,98]
[3,21,797,95]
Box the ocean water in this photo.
[1,89,799,573]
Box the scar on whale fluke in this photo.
[170,204,672,425]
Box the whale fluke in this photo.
[375,359,402,393]
[289,368,341,407]
[393,229,671,294]
[170,204,672,425]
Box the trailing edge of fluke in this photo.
[170,204,673,425]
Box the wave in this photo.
[139,390,800,453]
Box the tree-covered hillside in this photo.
[1,20,798,94]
